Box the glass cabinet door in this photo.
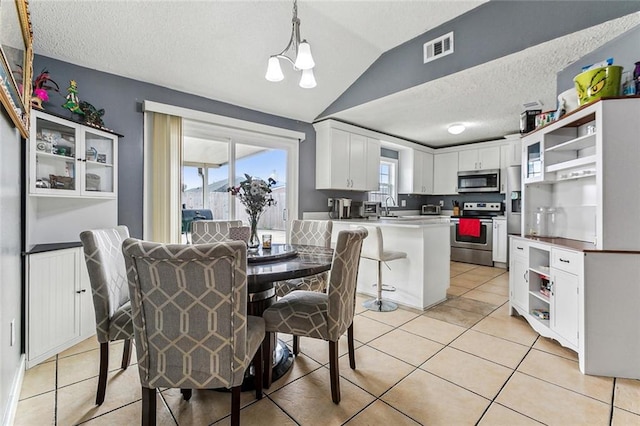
[83,130,116,196]
[523,139,543,183]
[32,115,79,195]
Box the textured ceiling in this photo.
[28,1,640,148]
[330,13,640,147]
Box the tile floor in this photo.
[14,262,640,425]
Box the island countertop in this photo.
[334,216,451,228]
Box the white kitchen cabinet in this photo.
[432,151,458,194]
[26,247,96,368]
[492,217,507,265]
[522,98,640,250]
[510,236,640,379]
[458,146,500,171]
[29,110,119,198]
[314,121,380,191]
[398,149,433,194]
[509,237,529,313]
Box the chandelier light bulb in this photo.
[294,40,315,70]
[448,124,466,135]
[265,57,284,82]
[299,68,317,88]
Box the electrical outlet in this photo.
[401,200,406,207]
[439,200,444,207]
[10,319,15,347]
[327,198,334,208]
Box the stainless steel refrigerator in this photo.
[505,165,522,235]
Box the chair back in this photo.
[290,219,333,247]
[358,225,383,261]
[326,227,368,341]
[122,238,249,389]
[80,225,131,343]
[228,226,251,243]
[191,220,243,244]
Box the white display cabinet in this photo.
[29,109,118,198]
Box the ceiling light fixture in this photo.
[265,0,316,88]
[448,124,466,135]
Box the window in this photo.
[368,157,398,205]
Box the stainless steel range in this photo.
[450,202,503,266]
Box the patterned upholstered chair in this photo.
[122,238,265,426]
[228,226,251,243]
[79,225,134,405]
[275,220,333,297]
[190,220,243,244]
[262,227,367,403]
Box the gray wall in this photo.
[33,55,329,237]
[557,24,640,93]
[320,1,640,120]
[0,111,23,423]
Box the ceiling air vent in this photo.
[423,31,454,64]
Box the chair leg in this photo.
[252,343,263,399]
[180,389,192,401]
[263,332,274,388]
[141,387,157,426]
[96,342,109,405]
[293,335,300,355]
[231,385,241,426]
[329,341,340,404]
[347,323,356,370]
[121,339,132,369]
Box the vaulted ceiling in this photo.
[28,1,640,147]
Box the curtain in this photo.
[148,113,183,243]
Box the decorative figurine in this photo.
[79,101,105,128]
[31,69,60,109]
[62,80,84,115]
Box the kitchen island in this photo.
[332,217,451,310]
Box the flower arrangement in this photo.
[228,174,277,248]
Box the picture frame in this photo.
[0,0,33,138]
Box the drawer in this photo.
[510,237,528,259]
[551,248,581,275]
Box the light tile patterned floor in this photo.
[14,262,640,425]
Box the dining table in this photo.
[244,243,334,388]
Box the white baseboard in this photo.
[2,354,25,426]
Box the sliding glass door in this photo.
[181,119,296,243]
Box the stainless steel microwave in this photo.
[457,169,500,193]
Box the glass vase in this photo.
[248,214,260,250]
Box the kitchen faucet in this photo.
[384,196,396,216]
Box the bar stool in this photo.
[359,225,407,312]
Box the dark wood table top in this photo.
[247,244,333,292]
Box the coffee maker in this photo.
[329,198,352,219]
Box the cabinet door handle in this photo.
[76,289,87,294]
[516,246,524,251]
[559,258,570,263]
[524,270,529,282]
[77,158,82,161]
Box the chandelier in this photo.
[265,0,316,88]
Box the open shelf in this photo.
[546,155,596,173]
[530,266,550,276]
[529,290,550,303]
[546,133,595,153]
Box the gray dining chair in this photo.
[262,227,367,403]
[190,220,243,244]
[274,219,333,355]
[79,225,134,405]
[122,238,265,426]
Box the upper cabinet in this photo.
[433,151,459,195]
[314,121,380,191]
[521,97,640,251]
[398,149,433,194]
[458,146,500,171]
[29,110,119,198]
